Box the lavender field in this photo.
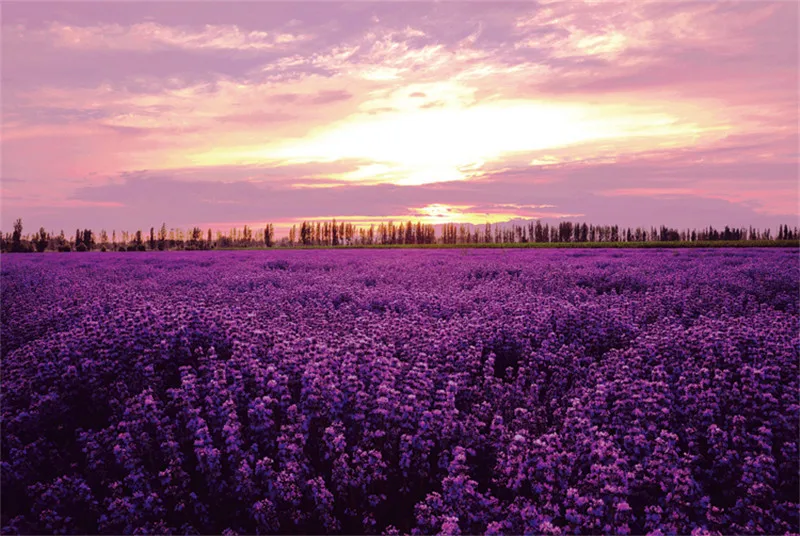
[1,248,798,535]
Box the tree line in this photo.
[1,218,798,253]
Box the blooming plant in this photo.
[1,248,798,534]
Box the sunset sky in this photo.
[2,1,798,234]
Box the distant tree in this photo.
[35,227,48,252]
[79,229,93,250]
[458,224,468,244]
[264,223,275,248]
[11,218,23,252]
[5,217,786,253]
[722,226,732,241]
[158,222,167,251]
[186,227,202,249]
[81,229,92,250]
[558,221,573,242]
[331,218,339,246]
[56,230,71,252]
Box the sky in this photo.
[2,1,798,234]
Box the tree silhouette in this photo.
[35,227,48,253]
[11,219,23,252]
[264,223,275,248]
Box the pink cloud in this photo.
[217,111,298,125]
[12,21,313,52]
[602,188,701,197]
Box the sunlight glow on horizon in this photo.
[203,203,586,235]
[185,99,731,187]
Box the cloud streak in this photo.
[9,21,313,52]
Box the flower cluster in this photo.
[1,248,797,534]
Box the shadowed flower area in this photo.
[1,248,798,534]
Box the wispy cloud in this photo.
[13,21,313,52]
